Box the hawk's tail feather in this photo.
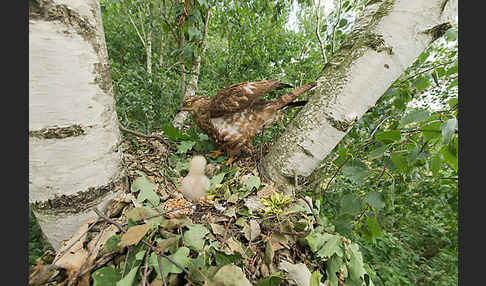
[274,81,317,109]
[275,82,294,90]
[281,100,308,109]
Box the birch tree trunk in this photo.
[29,0,127,250]
[146,26,152,75]
[172,8,212,129]
[262,0,457,194]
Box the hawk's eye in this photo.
[187,102,192,107]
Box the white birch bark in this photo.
[173,9,212,129]
[29,0,127,250]
[262,0,457,194]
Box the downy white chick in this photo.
[181,156,210,203]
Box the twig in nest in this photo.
[118,123,175,151]
[302,196,321,227]
[78,251,117,276]
[122,246,131,277]
[29,218,100,285]
[270,228,311,238]
[141,249,151,286]
[68,225,106,286]
[93,208,191,277]
[156,253,168,286]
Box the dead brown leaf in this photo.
[126,207,153,221]
[118,223,150,248]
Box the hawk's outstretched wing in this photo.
[208,79,292,118]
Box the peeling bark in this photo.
[262,0,457,194]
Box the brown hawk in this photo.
[181,79,317,162]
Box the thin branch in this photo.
[161,0,178,41]
[156,254,168,286]
[199,7,212,53]
[141,249,151,286]
[122,246,131,277]
[118,123,175,151]
[330,0,343,56]
[315,0,327,63]
[137,4,147,42]
[397,60,455,85]
[78,251,117,276]
[29,218,100,285]
[127,12,146,47]
[68,226,106,286]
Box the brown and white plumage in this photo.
[182,79,317,157]
[181,156,210,203]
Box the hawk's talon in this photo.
[209,149,225,159]
[223,156,236,169]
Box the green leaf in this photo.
[441,118,457,145]
[92,267,121,286]
[365,192,385,211]
[304,228,333,253]
[447,78,458,90]
[399,109,430,127]
[445,29,458,41]
[162,124,189,141]
[150,247,192,278]
[390,152,408,171]
[245,175,261,190]
[256,274,284,286]
[447,63,458,75]
[365,217,382,243]
[116,265,139,286]
[440,145,458,171]
[421,122,442,141]
[177,140,196,153]
[132,171,160,206]
[183,224,209,251]
[342,160,369,184]
[310,270,323,286]
[190,26,202,41]
[210,172,226,189]
[135,250,146,260]
[198,133,209,141]
[436,67,446,77]
[368,145,387,160]
[106,235,120,252]
[413,76,430,91]
[340,194,362,216]
[347,244,366,283]
[214,251,242,266]
[375,130,401,144]
[339,18,348,27]
[316,235,342,259]
[212,264,252,286]
[430,153,441,177]
[325,254,344,286]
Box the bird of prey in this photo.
[181,79,317,164]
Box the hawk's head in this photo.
[181,95,210,112]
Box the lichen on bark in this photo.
[31,177,127,215]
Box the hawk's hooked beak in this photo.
[181,106,192,111]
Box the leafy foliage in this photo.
[29,1,457,285]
